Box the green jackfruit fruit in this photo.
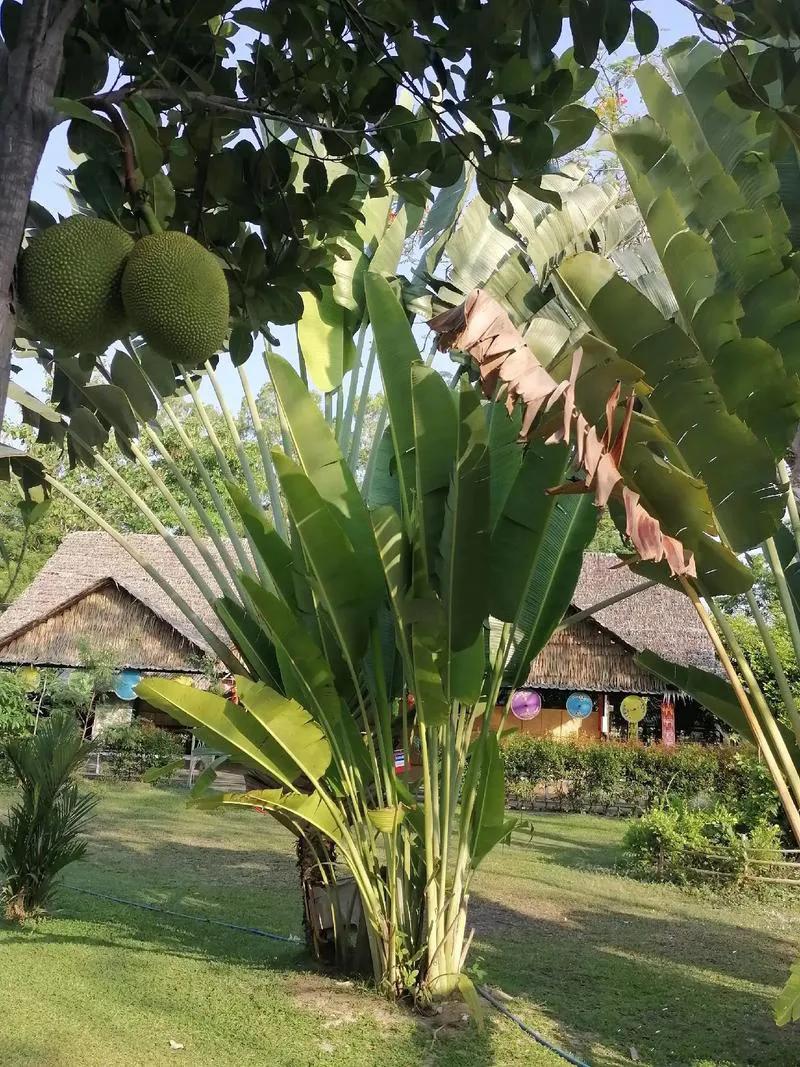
[17,216,134,352]
[121,231,229,365]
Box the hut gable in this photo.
[0,531,226,671]
[0,579,201,671]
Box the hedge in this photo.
[101,722,185,781]
[501,735,778,825]
[622,803,784,885]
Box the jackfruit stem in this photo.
[140,203,163,235]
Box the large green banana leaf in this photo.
[557,251,784,554]
[437,382,490,655]
[267,352,383,605]
[364,273,423,518]
[135,678,329,786]
[634,650,754,743]
[462,732,515,867]
[296,288,358,393]
[225,481,300,609]
[196,788,342,842]
[613,62,800,454]
[272,450,381,664]
[662,36,800,246]
[634,648,800,771]
[236,676,332,783]
[213,595,282,690]
[239,575,371,782]
[411,364,458,584]
[427,166,639,328]
[489,433,598,688]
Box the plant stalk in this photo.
[682,578,800,845]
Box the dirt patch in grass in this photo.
[288,972,409,1032]
[288,972,474,1037]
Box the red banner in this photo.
[661,698,676,747]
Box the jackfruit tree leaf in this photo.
[73,160,124,224]
[550,103,598,157]
[52,97,116,135]
[81,383,139,440]
[121,101,164,179]
[632,8,659,54]
[110,350,157,421]
[145,172,176,226]
[24,201,57,231]
[7,381,62,423]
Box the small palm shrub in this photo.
[0,713,97,921]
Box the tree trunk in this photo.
[296,830,337,958]
[0,0,82,426]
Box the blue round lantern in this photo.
[113,669,142,701]
[566,692,593,718]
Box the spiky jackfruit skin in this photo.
[17,217,134,352]
[121,231,229,365]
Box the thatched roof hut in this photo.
[0,532,222,672]
[0,534,716,690]
[526,555,717,694]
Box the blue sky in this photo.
[16,0,698,417]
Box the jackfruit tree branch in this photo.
[86,100,161,236]
[0,0,82,429]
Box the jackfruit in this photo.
[17,216,134,352]
[121,231,229,365]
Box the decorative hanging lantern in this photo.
[509,689,542,720]
[112,669,142,701]
[566,692,593,718]
[620,695,647,724]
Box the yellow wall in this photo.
[487,706,601,739]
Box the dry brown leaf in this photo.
[428,290,695,578]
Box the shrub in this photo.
[622,802,783,885]
[0,712,97,921]
[101,721,185,781]
[0,671,35,784]
[501,736,778,821]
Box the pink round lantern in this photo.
[510,689,542,721]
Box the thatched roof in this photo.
[0,579,201,672]
[0,532,223,670]
[0,534,716,688]
[526,554,717,693]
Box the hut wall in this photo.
[487,705,601,739]
[0,583,199,671]
[527,618,663,693]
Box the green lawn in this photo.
[1,784,798,1067]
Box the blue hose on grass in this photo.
[61,883,299,942]
[62,883,591,1066]
[478,985,591,1067]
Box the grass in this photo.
[0,784,798,1066]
